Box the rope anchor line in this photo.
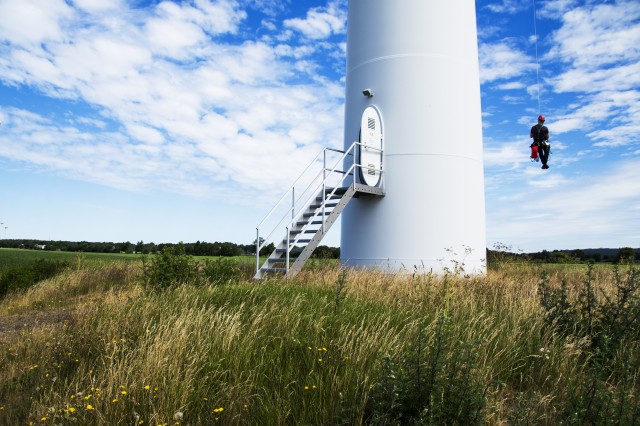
[533,0,541,115]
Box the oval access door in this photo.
[359,106,383,187]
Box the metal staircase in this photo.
[255,141,384,279]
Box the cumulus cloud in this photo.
[547,1,640,69]
[540,1,640,150]
[283,0,346,40]
[479,42,534,83]
[0,0,73,45]
[0,0,345,205]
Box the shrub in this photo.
[538,265,640,424]
[539,265,640,362]
[365,313,486,425]
[0,258,70,297]
[202,257,243,285]
[141,245,202,290]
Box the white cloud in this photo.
[487,159,640,250]
[0,0,73,45]
[479,42,534,83]
[127,124,165,145]
[283,0,346,40]
[538,1,640,150]
[547,2,640,69]
[0,0,345,206]
[551,62,640,94]
[591,125,640,148]
[72,0,124,13]
[497,81,526,90]
[538,0,579,18]
[483,139,529,168]
[485,0,529,14]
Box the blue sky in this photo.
[0,0,638,252]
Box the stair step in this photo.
[324,188,347,196]
[268,258,298,264]
[260,268,286,274]
[283,239,311,244]
[297,220,323,226]
[276,248,303,254]
[290,229,316,235]
[325,187,348,193]
[303,211,329,218]
[310,202,337,209]
[316,194,342,203]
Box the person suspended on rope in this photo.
[530,115,550,169]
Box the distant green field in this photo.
[0,248,264,274]
[0,248,140,269]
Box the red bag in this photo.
[530,145,539,161]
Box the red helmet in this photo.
[538,115,546,122]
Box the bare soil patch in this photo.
[0,308,75,340]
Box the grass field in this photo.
[0,248,265,270]
[0,248,141,270]
[0,249,638,425]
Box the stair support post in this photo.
[322,150,327,234]
[255,228,260,275]
[286,226,290,274]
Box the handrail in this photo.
[282,144,359,248]
[256,148,333,229]
[257,153,341,249]
[256,141,383,276]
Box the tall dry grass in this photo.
[0,260,638,424]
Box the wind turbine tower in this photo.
[340,0,487,274]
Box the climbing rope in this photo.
[532,0,541,115]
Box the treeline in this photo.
[488,246,639,264]
[0,239,341,259]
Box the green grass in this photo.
[0,248,141,270]
[0,251,638,425]
[0,248,266,272]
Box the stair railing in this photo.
[256,141,383,276]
